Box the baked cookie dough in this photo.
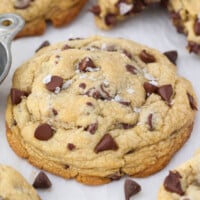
[158,151,200,200]
[91,0,200,55]
[6,36,197,185]
[167,0,200,55]
[0,165,40,200]
[0,0,87,38]
[90,0,159,30]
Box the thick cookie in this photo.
[0,0,87,38]
[158,151,200,200]
[0,165,40,200]
[167,0,200,55]
[90,0,159,30]
[6,36,197,185]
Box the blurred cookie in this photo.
[0,0,87,38]
[158,152,200,200]
[0,165,40,200]
[6,36,197,185]
[167,0,200,55]
[90,0,159,30]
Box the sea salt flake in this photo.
[103,80,109,86]
[133,107,141,113]
[43,75,52,84]
[114,95,122,102]
[119,3,133,15]
[62,80,73,89]
[127,88,134,94]
[86,67,100,72]
[101,43,107,50]
[54,87,61,94]
[80,74,88,79]
[149,79,158,86]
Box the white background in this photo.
[0,1,200,199]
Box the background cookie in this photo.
[91,0,200,55]
[6,36,197,185]
[0,0,87,38]
[158,151,200,200]
[0,165,40,200]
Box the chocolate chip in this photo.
[126,64,137,75]
[14,0,31,9]
[61,44,72,50]
[187,93,198,110]
[34,123,54,141]
[85,88,101,99]
[33,171,52,189]
[187,41,200,54]
[147,114,153,131]
[89,5,101,16]
[143,82,158,96]
[107,174,121,180]
[35,41,50,52]
[86,102,93,106]
[85,123,98,134]
[45,76,63,92]
[160,0,169,7]
[95,134,118,153]
[79,83,86,89]
[139,50,156,63]
[121,123,134,129]
[194,20,200,36]
[68,37,83,41]
[157,84,173,104]
[100,83,112,100]
[124,179,141,200]
[119,101,131,106]
[67,143,76,151]
[123,50,132,59]
[52,109,58,116]
[163,50,178,65]
[64,165,69,169]
[78,57,96,72]
[164,171,184,195]
[105,13,117,26]
[132,0,145,13]
[10,88,28,105]
[106,45,117,52]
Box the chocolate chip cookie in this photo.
[167,0,200,54]
[6,36,197,185]
[91,0,200,55]
[0,0,87,38]
[158,151,200,200]
[90,0,159,30]
[0,165,40,200]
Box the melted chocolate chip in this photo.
[132,0,145,13]
[86,102,93,106]
[105,13,117,26]
[85,88,101,99]
[194,20,200,36]
[14,0,31,9]
[107,174,121,180]
[33,171,52,189]
[67,143,76,151]
[124,179,141,200]
[52,109,58,116]
[121,123,134,129]
[143,82,158,96]
[157,84,173,104]
[126,64,137,75]
[34,124,54,141]
[164,171,184,195]
[100,84,111,100]
[160,0,169,7]
[35,41,50,52]
[119,101,131,106]
[187,41,200,54]
[163,50,178,65]
[187,93,198,110]
[10,88,28,105]
[45,76,63,92]
[139,50,156,63]
[85,123,98,134]
[147,114,153,131]
[79,83,86,89]
[61,44,72,50]
[95,134,118,153]
[89,5,101,16]
[78,57,96,72]
[123,50,132,59]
